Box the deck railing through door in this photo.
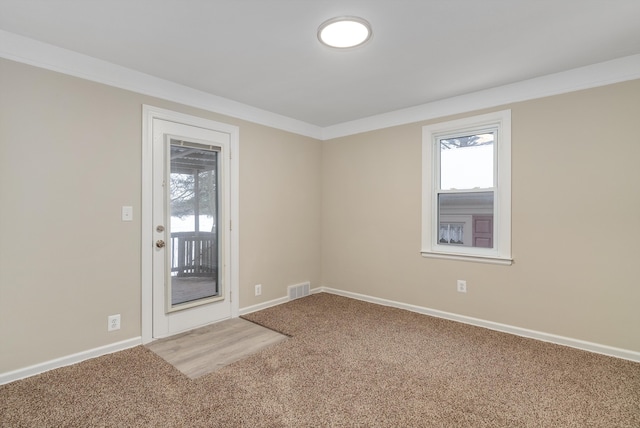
[170,231,217,277]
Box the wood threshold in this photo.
[146,318,287,379]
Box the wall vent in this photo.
[288,282,311,300]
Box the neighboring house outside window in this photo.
[421,110,512,265]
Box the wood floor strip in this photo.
[146,318,288,379]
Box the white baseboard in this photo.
[319,287,640,363]
[6,285,637,385]
[239,296,290,316]
[238,286,323,316]
[0,337,141,385]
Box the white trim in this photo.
[422,110,511,261]
[2,30,640,141]
[420,251,513,265]
[141,105,240,344]
[321,54,640,139]
[229,123,240,319]
[239,296,290,316]
[239,286,324,316]
[0,30,322,140]
[5,283,638,384]
[0,337,141,386]
[237,286,640,362]
[317,287,640,363]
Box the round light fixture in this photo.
[318,16,372,48]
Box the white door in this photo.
[151,118,232,338]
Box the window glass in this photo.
[438,192,494,248]
[421,110,511,264]
[440,132,494,190]
[169,142,220,306]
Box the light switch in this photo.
[121,206,133,221]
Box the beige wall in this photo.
[2,55,638,376]
[239,124,321,304]
[322,79,640,352]
[0,58,321,373]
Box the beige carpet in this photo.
[1,293,639,427]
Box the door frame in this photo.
[141,105,239,344]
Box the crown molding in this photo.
[322,54,640,140]
[0,30,323,140]
[2,30,639,141]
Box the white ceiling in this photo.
[1,0,640,129]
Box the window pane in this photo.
[440,132,494,190]
[438,192,494,248]
[169,142,220,306]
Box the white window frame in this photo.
[421,110,512,265]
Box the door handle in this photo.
[156,240,166,248]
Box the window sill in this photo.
[421,251,513,265]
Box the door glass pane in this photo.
[438,192,494,248]
[169,140,220,307]
[440,132,494,190]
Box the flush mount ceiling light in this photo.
[318,16,372,48]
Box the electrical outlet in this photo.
[108,314,121,331]
[255,284,262,296]
[457,280,467,293]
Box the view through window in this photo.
[422,110,512,264]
